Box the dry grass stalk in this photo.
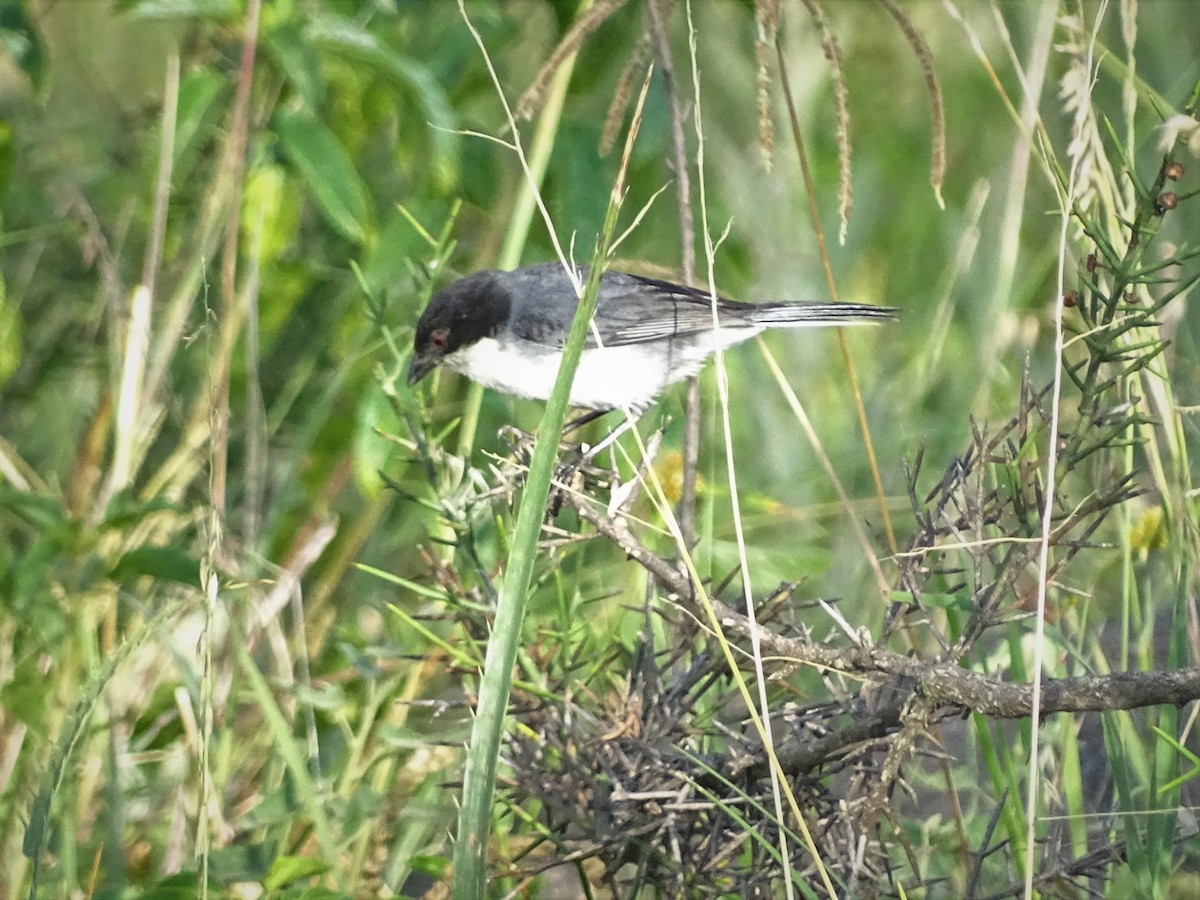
[797,0,853,234]
[876,0,947,207]
[515,0,635,121]
[754,0,781,166]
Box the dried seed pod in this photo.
[1154,191,1179,214]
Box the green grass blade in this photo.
[450,64,651,897]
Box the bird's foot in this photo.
[497,424,611,515]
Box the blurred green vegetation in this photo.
[0,0,1197,897]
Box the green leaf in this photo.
[292,681,345,711]
[243,163,301,261]
[239,793,297,829]
[265,855,331,890]
[265,20,325,111]
[408,854,451,879]
[111,546,201,587]
[274,107,372,245]
[1,654,55,729]
[205,842,275,882]
[305,13,459,190]
[5,528,72,643]
[174,68,227,169]
[0,486,67,531]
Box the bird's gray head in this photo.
[407,270,512,386]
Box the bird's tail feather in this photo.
[749,302,896,326]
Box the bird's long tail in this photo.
[749,302,896,326]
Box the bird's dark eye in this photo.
[430,328,449,350]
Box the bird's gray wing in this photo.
[588,272,760,346]
[504,266,757,348]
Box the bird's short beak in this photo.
[407,353,437,387]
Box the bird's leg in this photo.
[579,412,639,464]
[562,407,611,436]
[549,410,640,516]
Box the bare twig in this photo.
[559,488,1200,718]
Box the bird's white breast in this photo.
[443,328,761,410]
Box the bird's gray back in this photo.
[499,263,758,348]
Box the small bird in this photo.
[408,262,895,412]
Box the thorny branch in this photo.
[560,487,1200,720]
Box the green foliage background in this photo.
[0,0,1197,897]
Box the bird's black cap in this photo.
[408,271,512,386]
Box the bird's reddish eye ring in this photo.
[430,329,449,349]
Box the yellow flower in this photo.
[1129,506,1166,554]
[653,450,702,506]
